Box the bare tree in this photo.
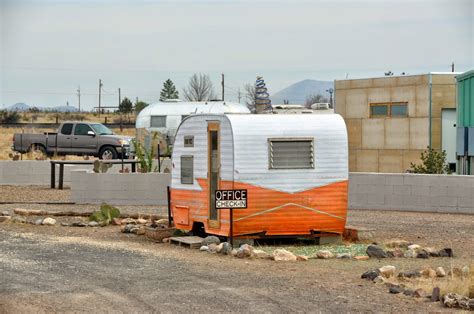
[305,93,329,108]
[244,83,256,113]
[182,73,216,101]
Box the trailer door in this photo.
[207,122,220,228]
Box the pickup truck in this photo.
[12,121,133,159]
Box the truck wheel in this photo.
[30,144,47,156]
[99,146,118,160]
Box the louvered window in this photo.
[269,138,314,169]
[181,156,193,184]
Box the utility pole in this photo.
[118,88,121,107]
[77,86,81,112]
[98,79,103,116]
[221,73,225,101]
[451,62,455,72]
[237,87,241,103]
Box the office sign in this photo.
[215,189,247,209]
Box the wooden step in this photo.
[169,236,204,249]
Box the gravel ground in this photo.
[0,185,71,203]
[1,208,472,312]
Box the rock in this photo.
[366,245,387,258]
[88,221,100,227]
[252,249,272,259]
[413,288,426,298]
[137,218,147,224]
[436,267,446,277]
[155,219,168,225]
[207,243,218,253]
[398,270,421,279]
[35,218,44,225]
[111,218,122,225]
[407,244,421,251]
[297,255,309,261]
[136,226,146,235]
[231,249,238,257]
[219,242,232,255]
[385,239,409,249]
[60,222,70,227]
[42,217,56,226]
[202,236,220,246]
[236,244,254,258]
[336,253,352,259]
[416,250,429,259]
[379,265,396,278]
[404,249,417,258]
[354,256,369,261]
[129,227,140,234]
[12,216,27,224]
[421,268,436,278]
[373,276,385,284]
[386,248,404,258]
[273,249,297,262]
[1,211,9,216]
[71,221,87,227]
[162,238,170,243]
[121,218,137,225]
[441,293,472,309]
[315,250,334,259]
[215,243,224,253]
[438,248,453,257]
[403,289,415,296]
[389,286,403,294]
[121,224,136,233]
[430,287,440,302]
[0,216,11,223]
[199,245,209,252]
[361,269,380,281]
[424,247,439,257]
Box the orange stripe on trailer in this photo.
[171,179,348,238]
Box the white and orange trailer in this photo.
[170,114,348,239]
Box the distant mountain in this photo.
[271,79,334,105]
[8,103,30,111]
[6,103,79,112]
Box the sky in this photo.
[0,0,473,110]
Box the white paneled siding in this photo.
[172,114,348,193]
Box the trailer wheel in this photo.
[99,146,118,160]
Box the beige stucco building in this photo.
[335,73,458,173]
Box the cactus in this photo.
[89,203,120,225]
[93,160,113,173]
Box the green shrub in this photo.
[408,147,451,174]
[89,203,120,225]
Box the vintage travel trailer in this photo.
[170,114,348,239]
[135,100,250,148]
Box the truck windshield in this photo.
[90,124,114,135]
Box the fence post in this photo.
[157,144,161,173]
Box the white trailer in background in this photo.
[136,100,250,144]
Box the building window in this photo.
[184,136,194,147]
[181,156,193,184]
[268,138,314,169]
[370,102,408,118]
[150,115,166,127]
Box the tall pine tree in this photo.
[160,79,179,101]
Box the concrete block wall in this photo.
[0,161,130,186]
[70,171,171,205]
[349,172,474,214]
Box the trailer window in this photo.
[61,123,73,135]
[184,136,194,147]
[150,115,166,128]
[269,138,314,169]
[181,156,194,184]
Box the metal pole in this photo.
[157,144,161,172]
[229,208,234,247]
[20,130,23,160]
[167,186,172,227]
[121,144,124,171]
